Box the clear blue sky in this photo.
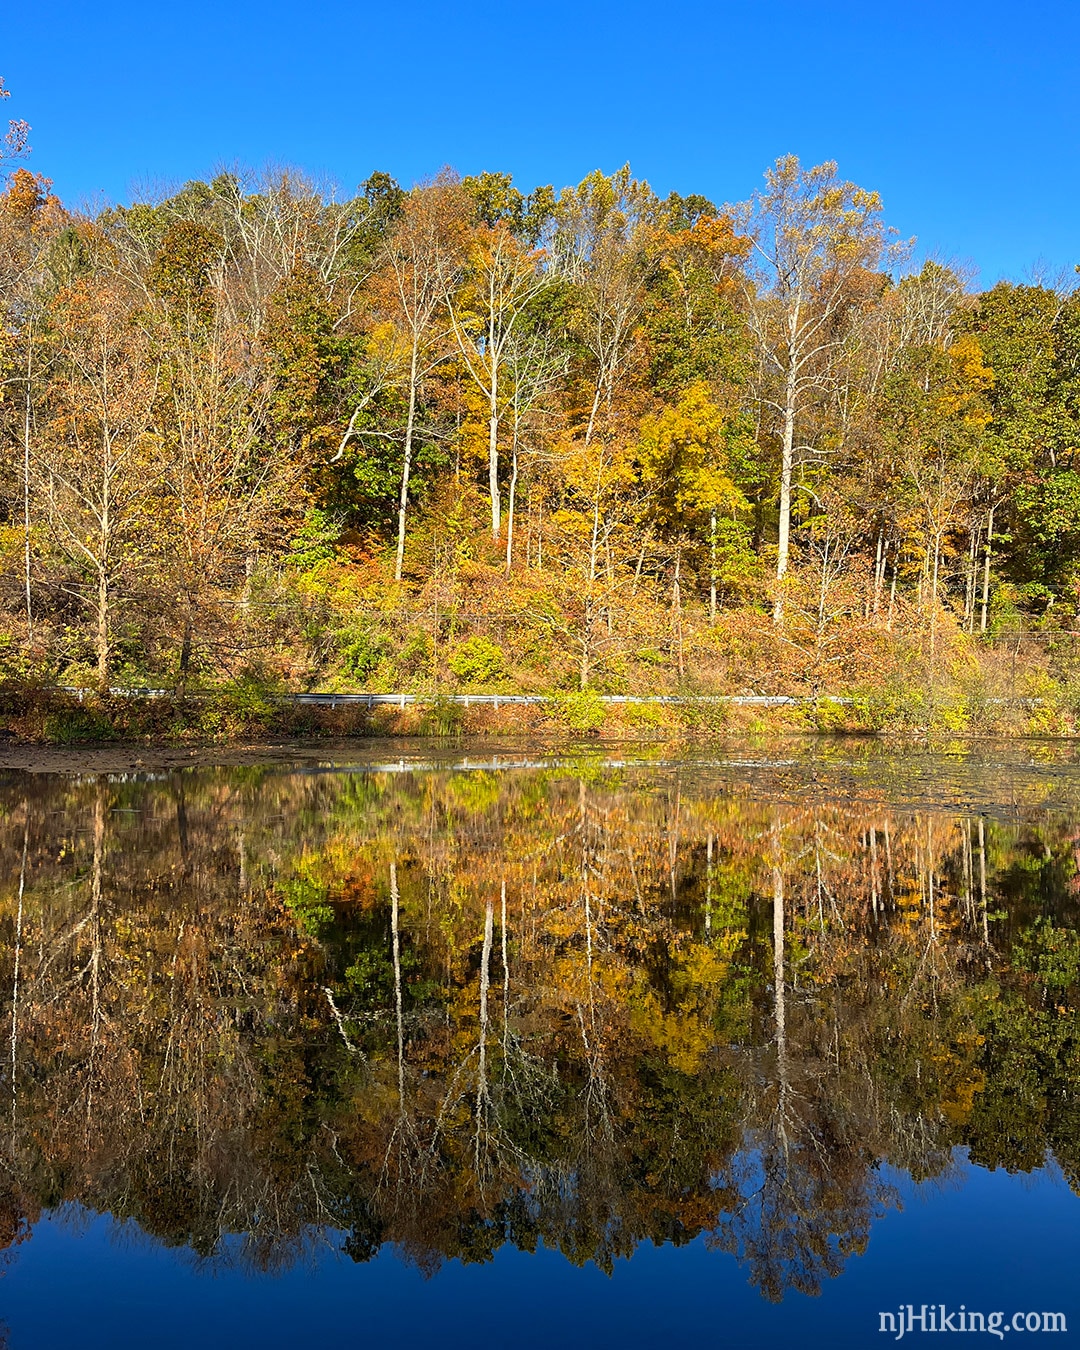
[4,0,1077,285]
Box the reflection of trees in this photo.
[0,766,1078,1295]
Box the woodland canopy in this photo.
[2,125,1079,711]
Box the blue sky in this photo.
[4,0,1077,284]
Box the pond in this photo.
[0,741,1078,1348]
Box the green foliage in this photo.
[344,945,393,1001]
[147,220,223,322]
[222,674,284,725]
[1014,919,1080,991]
[280,875,334,936]
[1014,471,1080,592]
[447,635,505,685]
[41,704,117,744]
[342,631,388,680]
[418,695,463,736]
[397,630,433,675]
[286,509,343,571]
[553,688,605,733]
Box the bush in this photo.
[553,689,606,734]
[342,630,388,680]
[419,696,463,736]
[222,675,282,727]
[448,635,505,685]
[42,704,117,744]
[399,630,433,676]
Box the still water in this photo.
[0,741,1079,1348]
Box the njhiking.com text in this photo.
[880,1306,1068,1339]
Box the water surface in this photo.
[0,743,1078,1347]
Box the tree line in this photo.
[2,99,1079,701]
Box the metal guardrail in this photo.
[288,692,831,709]
[48,688,1051,716]
[53,686,849,710]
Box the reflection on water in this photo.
[0,750,1079,1316]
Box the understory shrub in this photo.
[448,635,505,685]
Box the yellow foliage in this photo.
[636,382,749,525]
[940,334,995,426]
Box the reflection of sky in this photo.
[3,1158,1076,1350]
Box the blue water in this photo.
[2,1156,1076,1350]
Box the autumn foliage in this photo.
[1,147,1079,722]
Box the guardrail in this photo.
[53,687,849,710]
[48,687,1048,714]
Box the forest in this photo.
[0,762,1077,1296]
[3,86,1080,730]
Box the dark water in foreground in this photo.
[1,743,1079,1348]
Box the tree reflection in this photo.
[0,761,1078,1296]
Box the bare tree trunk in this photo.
[977,816,989,946]
[980,503,996,634]
[488,327,500,540]
[536,496,543,572]
[10,814,27,1140]
[505,438,519,575]
[391,862,404,1113]
[917,538,929,614]
[23,357,33,647]
[632,529,650,596]
[583,381,602,449]
[90,789,105,1060]
[672,547,685,681]
[500,879,509,1051]
[475,896,494,1149]
[816,536,830,638]
[964,523,979,632]
[588,466,602,584]
[96,565,110,691]
[705,833,713,936]
[884,814,894,905]
[774,366,796,626]
[930,531,942,667]
[96,429,112,689]
[710,510,717,623]
[395,353,419,583]
[176,615,193,695]
[772,819,788,1125]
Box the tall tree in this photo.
[446,221,549,540]
[38,278,162,686]
[734,157,906,623]
[375,180,466,580]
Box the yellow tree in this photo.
[373,180,467,580]
[881,332,995,663]
[733,157,906,624]
[552,167,656,447]
[636,383,752,666]
[38,278,162,686]
[0,169,65,651]
[446,223,548,540]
